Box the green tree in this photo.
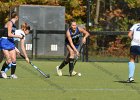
[1,0,140,30]
[90,0,140,31]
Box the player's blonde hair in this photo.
[21,22,30,31]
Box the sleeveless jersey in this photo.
[0,21,16,50]
[2,21,16,37]
[65,27,81,46]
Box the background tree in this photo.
[0,0,140,30]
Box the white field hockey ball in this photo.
[78,73,81,76]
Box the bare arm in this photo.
[78,27,90,44]
[128,30,133,39]
[20,39,29,63]
[15,47,20,54]
[7,21,22,38]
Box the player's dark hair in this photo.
[11,12,17,19]
[70,19,76,25]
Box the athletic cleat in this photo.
[10,74,18,79]
[71,71,77,76]
[127,77,134,83]
[56,66,62,76]
[1,71,7,79]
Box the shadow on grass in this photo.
[114,80,137,83]
[62,75,70,77]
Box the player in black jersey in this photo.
[56,20,90,76]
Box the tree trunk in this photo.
[94,0,100,24]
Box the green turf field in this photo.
[0,61,140,100]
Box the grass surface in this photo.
[0,61,140,100]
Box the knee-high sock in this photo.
[1,61,12,72]
[128,62,135,78]
[59,59,69,69]
[69,58,74,76]
[11,62,16,75]
[1,61,8,71]
[4,63,12,72]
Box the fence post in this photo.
[85,0,92,62]
[32,28,37,60]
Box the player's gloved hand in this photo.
[25,57,30,63]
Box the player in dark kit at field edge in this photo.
[56,20,90,76]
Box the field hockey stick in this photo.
[19,53,50,78]
[74,44,85,65]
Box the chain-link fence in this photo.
[88,31,138,62]
[1,29,138,62]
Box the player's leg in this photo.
[1,50,12,78]
[0,51,6,77]
[59,53,70,69]
[0,50,4,63]
[67,45,76,76]
[1,61,8,71]
[127,54,136,82]
[9,49,17,79]
[127,46,139,82]
[56,52,70,76]
[0,38,11,72]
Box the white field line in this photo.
[0,87,140,92]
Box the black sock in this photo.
[69,58,74,76]
[11,62,16,75]
[59,59,69,69]
[1,61,8,71]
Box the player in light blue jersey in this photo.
[127,22,140,82]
